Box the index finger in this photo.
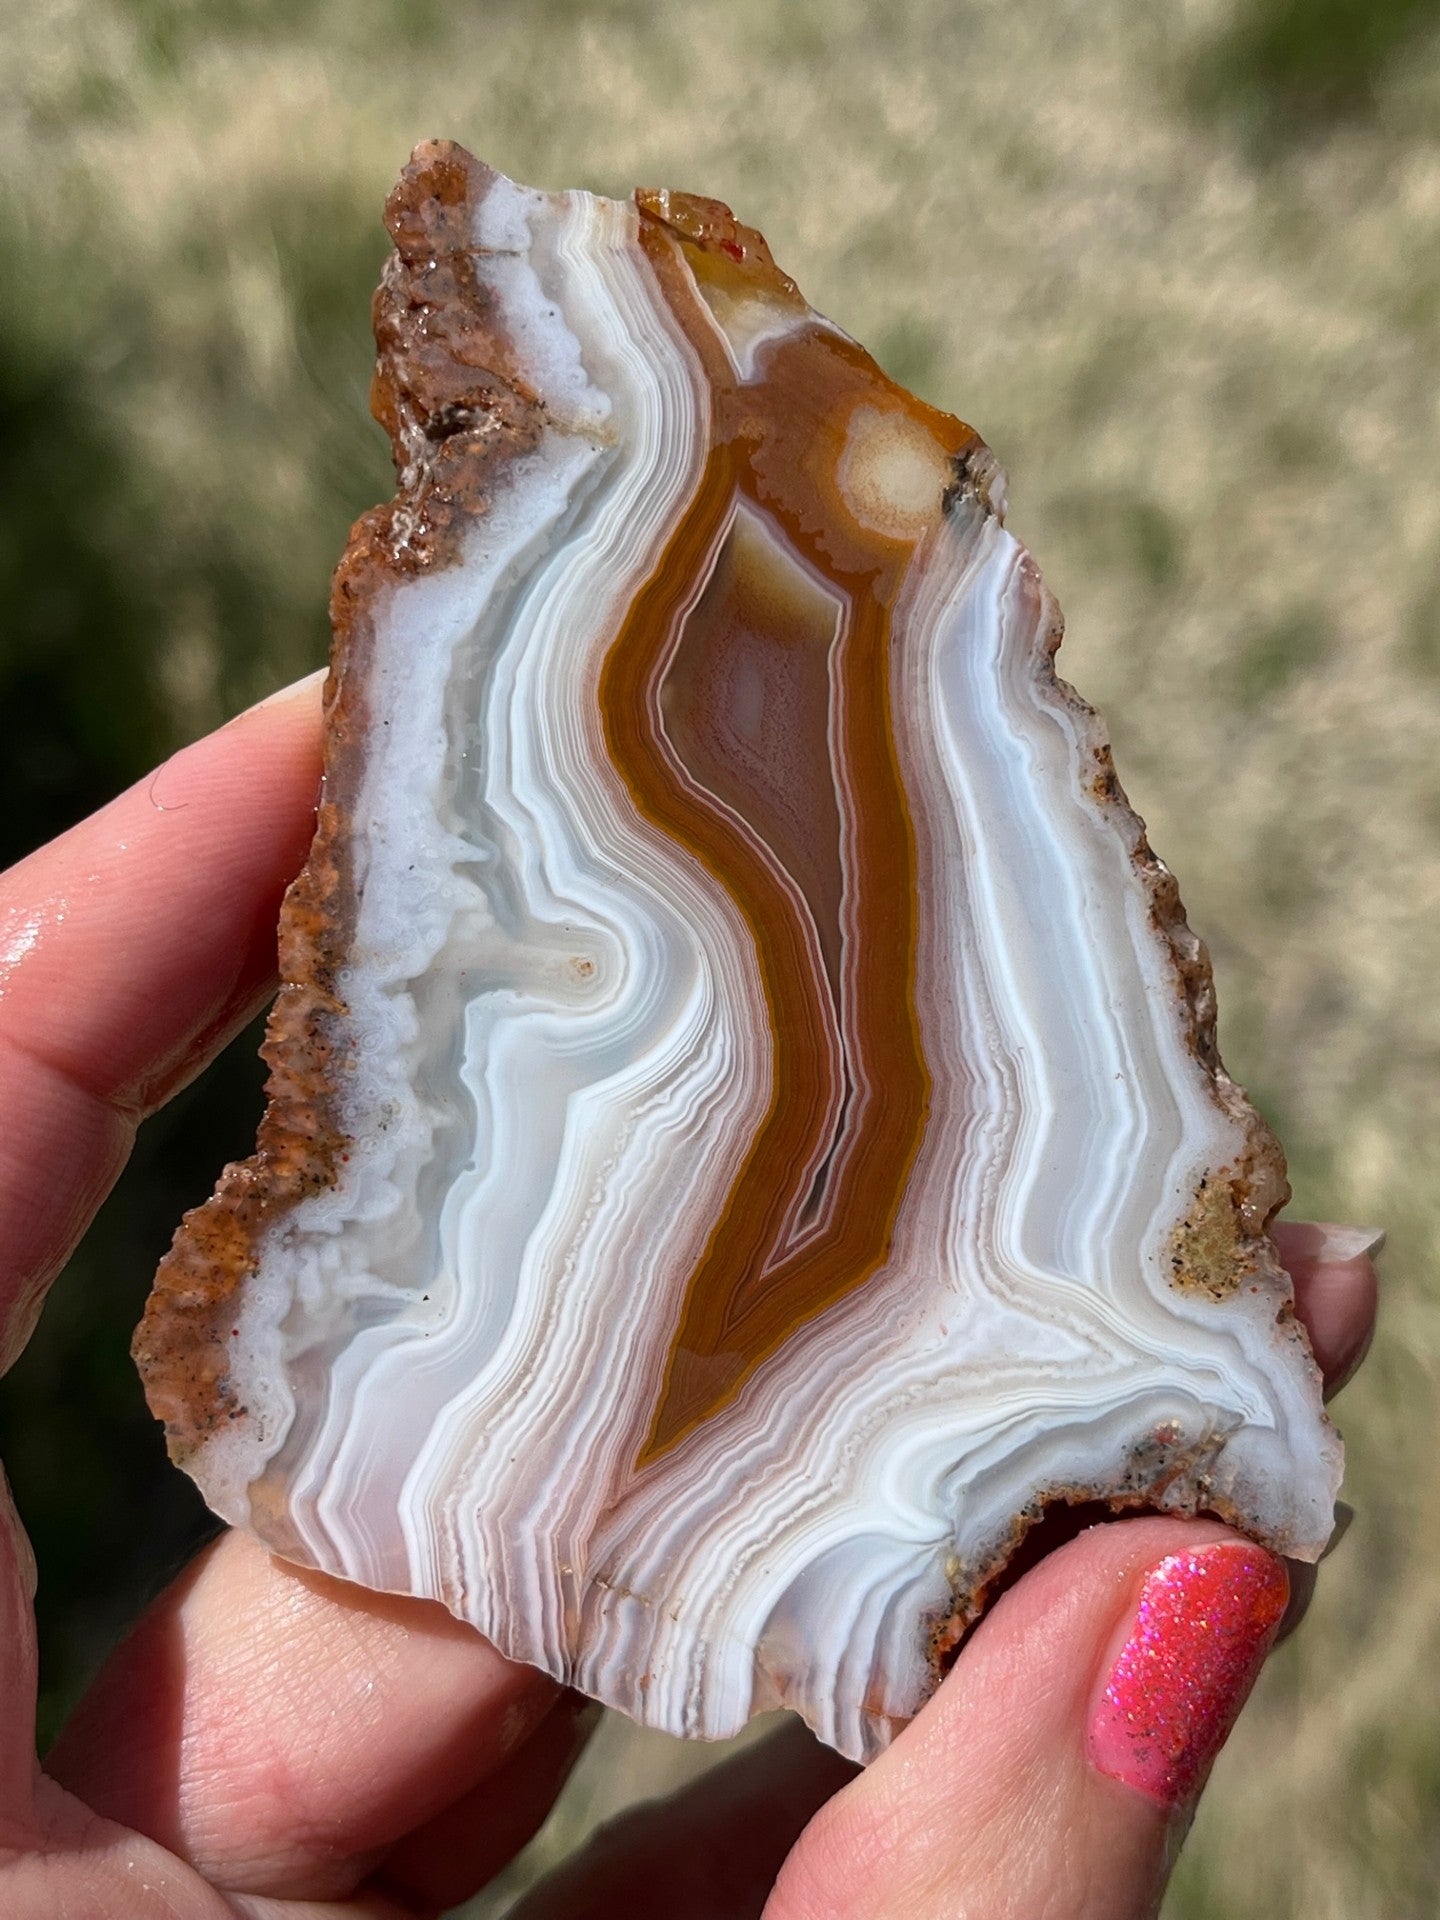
[5,672,571,1898]
[0,671,324,1370]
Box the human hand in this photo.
[0,676,1378,1918]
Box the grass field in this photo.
[4,1,1440,1913]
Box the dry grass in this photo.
[4,1,1439,1912]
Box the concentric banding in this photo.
[136,145,1340,1763]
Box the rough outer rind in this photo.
[1033,587,1293,1276]
[134,141,547,1455]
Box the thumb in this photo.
[766,1516,1289,1920]
[0,1463,39,1824]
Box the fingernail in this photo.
[233,666,329,720]
[1308,1224,1386,1263]
[1087,1544,1288,1808]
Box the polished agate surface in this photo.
[136,142,1340,1761]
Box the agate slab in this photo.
[136,141,1340,1761]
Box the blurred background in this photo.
[2,0,1438,1913]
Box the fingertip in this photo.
[1274,1229,1380,1400]
[1084,1538,1287,1809]
[768,1516,1269,1920]
[217,667,328,781]
[231,666,331,722]
[175,666,327,825]
[48,1530,558,1899]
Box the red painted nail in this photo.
[1087,1543,1289,1807]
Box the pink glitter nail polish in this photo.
[1087,1543,1289,1807]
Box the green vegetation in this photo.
[2,1,1438,1911]
[1191,0,1440,144]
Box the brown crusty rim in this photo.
[133,140,547,1456]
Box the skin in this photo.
[0,675,1378,1919]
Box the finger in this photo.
[507,1717,856,1920]
[46,1529,560,1903]
[366,1696,600,1916]
[1272,1221,1382,1399]
[0,671,324,1371]
[766,1516,1286,1920]
[0,1799,236,1920]
[0,1466,39,1826]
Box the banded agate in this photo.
[136,141,1340,1761]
